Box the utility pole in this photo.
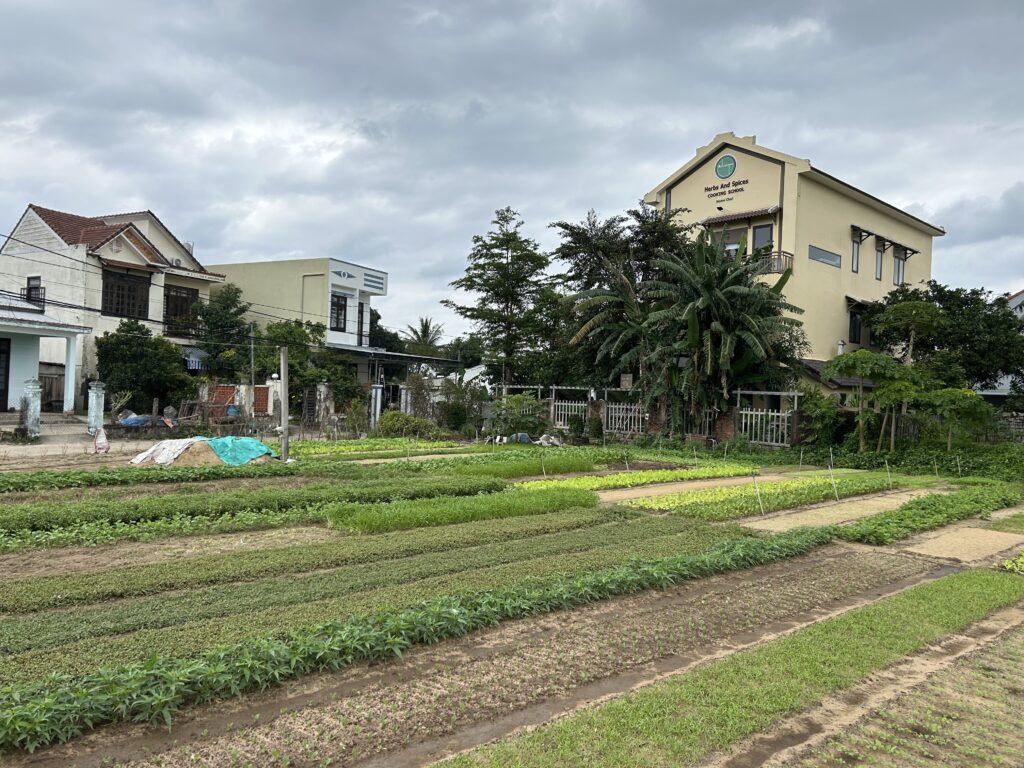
[249,322,255,395]
[279,345,289,462]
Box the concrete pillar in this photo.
[22,379,41,439]
[87,381,105,435]
[370,383,384,429]
[63,337,78,414]
[399,385,410,415]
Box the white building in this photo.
[0,205,224,407]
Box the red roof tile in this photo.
[28,205,127,248]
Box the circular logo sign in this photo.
[715,155,736,179]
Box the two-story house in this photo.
[643,133,946,365]
[0,204,224,407]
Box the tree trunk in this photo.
[876,409,889,454]
[857,380,866,453]
[889,406,897,453]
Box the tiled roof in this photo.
[28,205,127,248]
[701,206,779,226]
[801,358,877,390]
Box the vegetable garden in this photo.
[0,437,1022,766]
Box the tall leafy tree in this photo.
[369,308,405,353]
[865,281,1024,388]
[823,349,904,452]
[443,207,550,383]
[194,283,252,380]
[254,320,360,410]
[444,333,486,368]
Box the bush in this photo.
[568,414,586,439]
[326,487,598,533]
[586,416,604,440]
[376,411,446,439]
[492,394,548,436]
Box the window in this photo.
[893,253,907,285]
[101,271,150,319]
[851,239,860,273]
[23,276,44,306]
[330,293,348,332]
[808,245,841,268]
[357,302,365,346]
[163,284,199,335]
[721,228,745,257]
[875,246,883,280]
[849,312,862,345]
[752,224,773,251]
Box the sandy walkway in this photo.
[902,527,1024,563]
[743,488,941,532]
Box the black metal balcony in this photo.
[20,286,45,307]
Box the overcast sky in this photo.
[1,0,1021,340]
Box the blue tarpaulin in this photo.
[204,436,277,466]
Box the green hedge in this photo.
[326,487,599,534]
[0,476,507,533]
[839,484,1024,545]
[0,527,830,752]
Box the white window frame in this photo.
[851,239,860,273]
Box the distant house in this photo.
[0,205,224,407]
[207,256,453,383]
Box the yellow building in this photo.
[643,132,945,364]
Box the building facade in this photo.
[0,205,224,407]
[643,133,945,363]
[206,256,389,382]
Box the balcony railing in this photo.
[20,286,45,307]
[757,250,794,274]
[163,317,201,338]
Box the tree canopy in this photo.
[193,283,252,380]
[95,320,194,412]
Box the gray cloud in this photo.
[1,0,1022,339]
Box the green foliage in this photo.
[517,463,752,491]
[840,484,1023,545]
[326,487,597,533]
[94,320,194,412]
[0,527,830,751]
[369,308,405,353]
[194,283,251,379]
[924,387,994,449]
[626,474,921,519]
[864,281,1024,389]
[795,385,842,445]
[567,414,585,439]
[402,316,445,356]
[998,551,1024,574]
[443,207,551,383]
[823,349,907,452]
[287,438,456,456]
[491,393,548,436]
[376,410,446,439]
[586,415,604,440]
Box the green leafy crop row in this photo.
[625,474,922,520]
[326,487,598,534]
[285,438,458,456]
[839,483,1024,545]
[516,463,752,492]
[0,527,829,752]
[0,508,629,614]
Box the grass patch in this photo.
[444,569,1024,767]
[516,463,752,491]
[326,487,598,533]
[625,474,930,520]
[989,512,1024,535]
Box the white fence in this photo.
[737,408,792,447]
[684,409,717,436]
[604,403,645,434]
[552,400,588,429]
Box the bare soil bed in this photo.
[0,524,342,579]
[13,546,939,768]
[902,526,1024,563]
[768,611,1024,768]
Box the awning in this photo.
[845,295,875,309]
[97,257,161,273]
[701,206,779,226]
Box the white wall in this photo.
[2,333,40,409]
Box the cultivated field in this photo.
[0,438,1022,767]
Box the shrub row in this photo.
[839,484,1024,545]
[625,474,917,520]
[326,487,599,534]
[0,476,507,533]
[516,463,752,492]
[0,527,831,752]
[0,508,629,614]
[0,462,301,494]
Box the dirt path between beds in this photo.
[11,546,944,768]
